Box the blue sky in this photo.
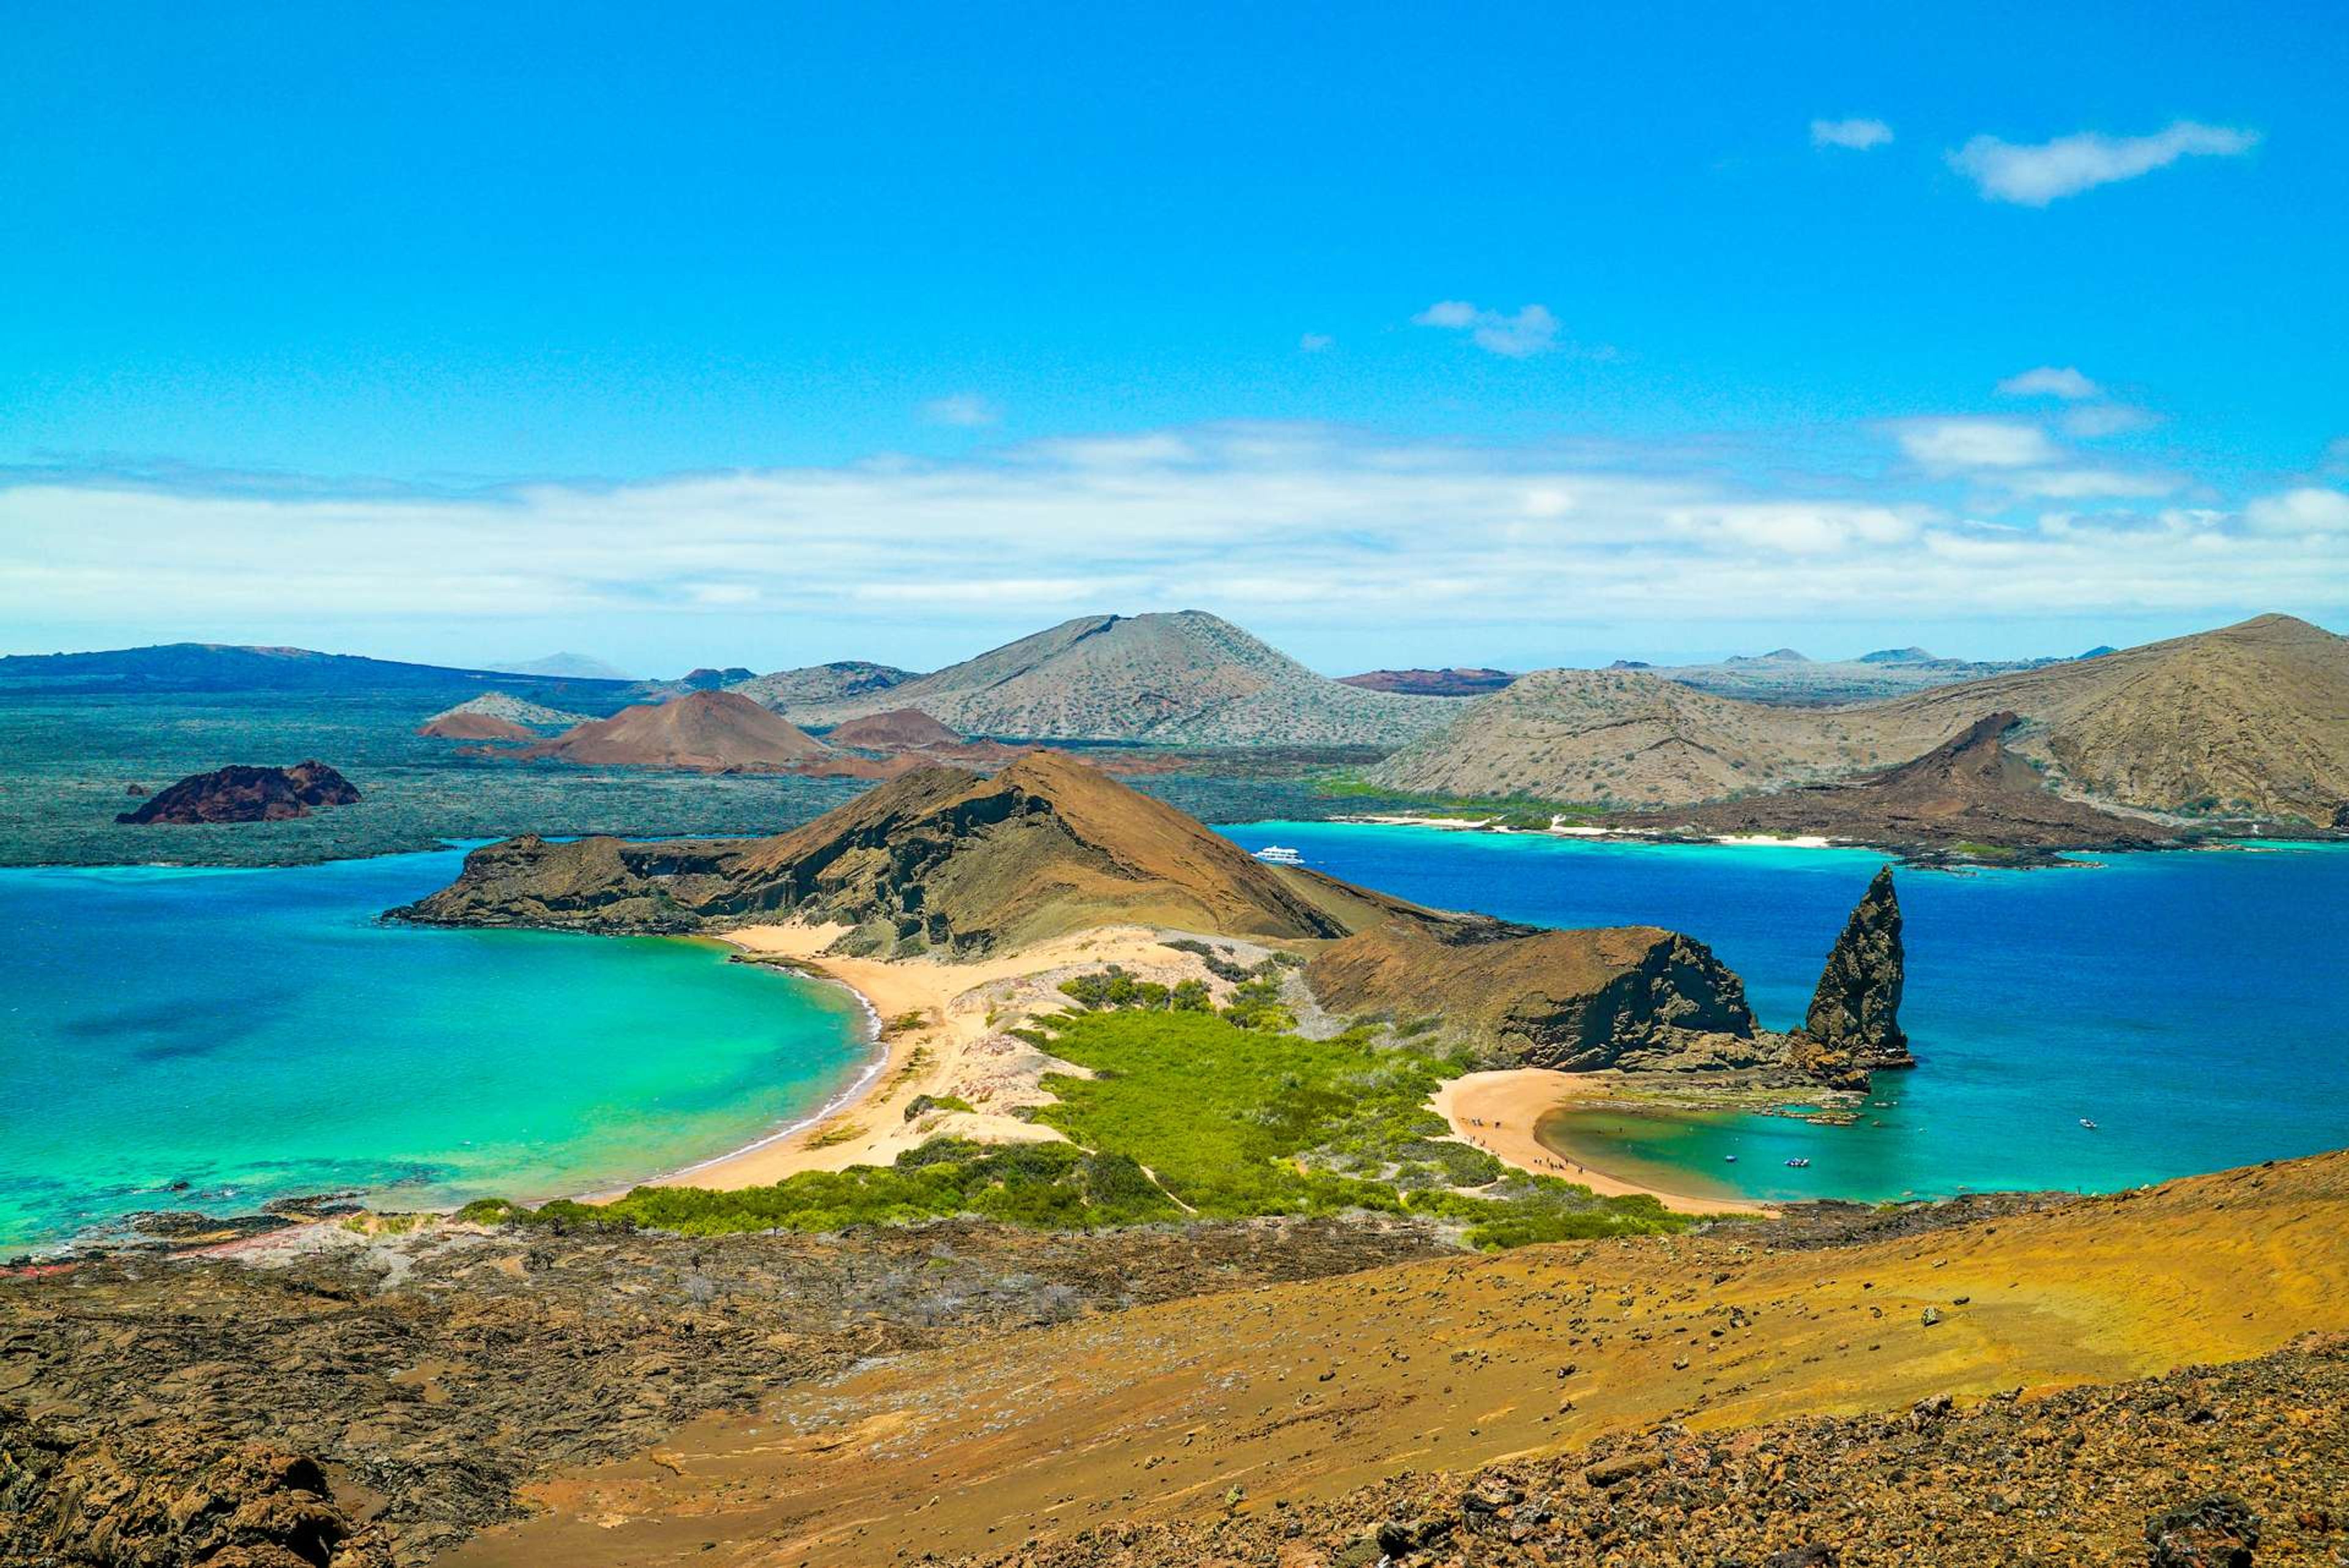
[4,2,2345,675]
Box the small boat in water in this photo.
[1251,845,1304,864]
[1784,1157,1811,1169]
[1724,1154,1738,1163]
[2079,1117,2099,1130]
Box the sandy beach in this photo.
[1431,1067,1774,1215]
[648,922,1231,1189]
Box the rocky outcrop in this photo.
[116,762,360,826]
[1309,868,1912,1091]
[0,1405,389,1567]
[1785,866,1913,1089]
[1308,919,1778,1074]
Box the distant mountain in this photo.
[731,660,920,714]
[823,708,965,749]
[1369,615,2349,823]
[1617,712,2169,853]
[1337,667,1519,697]
[1638,646,2082,706]
[668,667,757,692]
[490,653,637,681]
[418,692,589,740]
[0,642,636,707]
[533,690,833,771]
[784,612,1469,747]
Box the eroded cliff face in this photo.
[1306,920,1779,1074]
[1308,868,1915,1091]
[1786,865,1913,1090]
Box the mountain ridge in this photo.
[777,611,1469,746]
[1371,614,2349,823]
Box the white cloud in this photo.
[1949,120,2260,206]
[2060,403,2158,439]
[922,394,1000,428]
[4,423,2334,653]
[1414,300,1560,358]
[1811,117,1893,151]
[1997,366,2100,400]
[2244,487,2349,534]
[1893,418,2063,470]
[1299,332,1334,353]
[2004,468,2177,500]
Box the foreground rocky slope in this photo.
[0,1217,1444,1567]
[448,1152,2349,1566]
[956,1337,2345,1567]
[779,611,1468,747]
[1372,614,2349,824]
[116,760,361,825]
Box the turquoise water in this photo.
[0,850,872,1253]
[1219,824,2349,1204]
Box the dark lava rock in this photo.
[0,1403,390,1567]
[1788,865,1910,1089]
[2148,1495,2260,1566]
[117,761,361,826]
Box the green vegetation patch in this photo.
[463,1008,1701,1249]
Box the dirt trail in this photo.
[450,1153,2349,1568]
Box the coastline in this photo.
[1340,812,1848,852]
[634,928,1789,1222]
[1430,1068,1775,1216]
[633,922,1202,1191]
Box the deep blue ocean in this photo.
[0,850,871,1254]
[1220,823,2349,1204]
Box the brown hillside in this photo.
[532,689,833,771]
[398,752,1379,953]
[1618,711,2170,851]
[824,708,963,749]
[1373,615,2349,822]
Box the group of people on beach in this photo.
[1463,1115,1585,1176]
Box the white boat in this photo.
[1784,1157,1811,1169]
[2079,1118,2099,1130]
[1251,845,1304,864]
